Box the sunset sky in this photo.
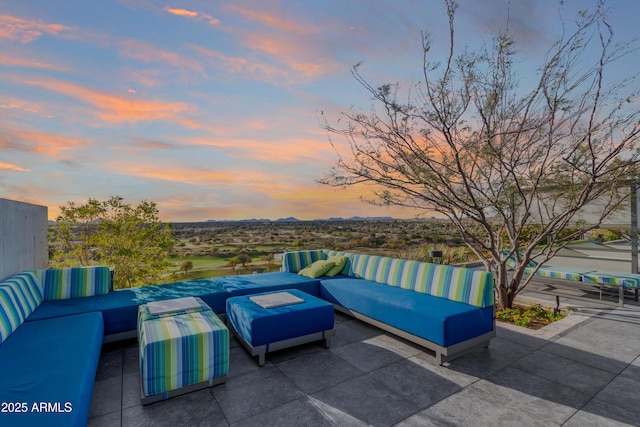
[2,0,639,221]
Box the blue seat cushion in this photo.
[226,289,334,346]
[0,312,103,427]
[320,278,493,347]
[212,272,321,297]
[27,279,230,336]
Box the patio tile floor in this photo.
[88,290,640,426]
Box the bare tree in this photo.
[321,0,640,309]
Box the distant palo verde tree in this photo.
[180,260,194,276]
[321,0,640,309]
[50,196,177,289]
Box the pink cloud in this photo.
[189,44,292,82]
[1,54,70,71]
[224,4,317,35]
[0,162,30,172]
[243,34,337,79]
[0,126,86,156]
[164,7,220,25]
[19,77,193,124]
[0,14,71,43]
[118,39,204,75]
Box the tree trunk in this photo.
[495,264,517,310]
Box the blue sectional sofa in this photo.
[0,250,495,425]
[282,250,496,364]
[0,270,105,427]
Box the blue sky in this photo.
[2,0,639,221]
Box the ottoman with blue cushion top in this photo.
[138,296,229,405]
[226,289,335,366]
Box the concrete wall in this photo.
[0,198,48,280]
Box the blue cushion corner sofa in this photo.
[0,249,495,425]
[282,249,496,365]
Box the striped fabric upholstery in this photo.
[138,307,229,397]
[282,250,326,273]
[350,254,405,287]
[34,266,112,300]
[282,250,494,307]
[397,260,494,308]
[0,273,43,320]
[340,252,493,308]
[0,287,25,344]
[524,266,589,281]
[582,272,640,288]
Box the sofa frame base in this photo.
[333,305,495,366]
[140,376,226,406]
[227,320,335,366]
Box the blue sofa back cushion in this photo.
[34,266,112,300]
[0,312,103,427]
[27,279,231,336]
[320,278,494,347]
[212,271,321,297]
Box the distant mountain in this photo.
[205,216,394,222]
[276,217,299,222]
[206,218,270,223]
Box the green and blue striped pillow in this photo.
[34,266,112,301]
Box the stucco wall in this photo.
[0,198,48,280]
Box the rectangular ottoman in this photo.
[226,289,335,366]
[138,297,229,405]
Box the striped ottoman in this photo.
[226,289,335,366]
[137,297,229,405]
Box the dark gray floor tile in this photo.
[87,409,121,427]
[122,371,141,409]
[479,367,589,424]
[369,359,462,409]
[311,374,421,426]
[94,345,123,381]
[89,376,122,419]
[542,340,629,374]
[267,340,328,364]
[214,365,305,424]
[226,345,261,379]
[333,310,353,324]
[330,317,382,348]
[230,397,334,427]
[582,374,640,424]
[444,346,508,379]
[331,338,405,373]
[488,367,592,412]
[566,399,640,427]
[277,349,364,394]
[408,353,480,388]
[122,340,140,375]
[495,324,548,350]
[122,388,225,427]
[564,409,637,427]
[482,336,535,364]
[399,384,555,427]
[552,316,640,363]
[513,350,616,395]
